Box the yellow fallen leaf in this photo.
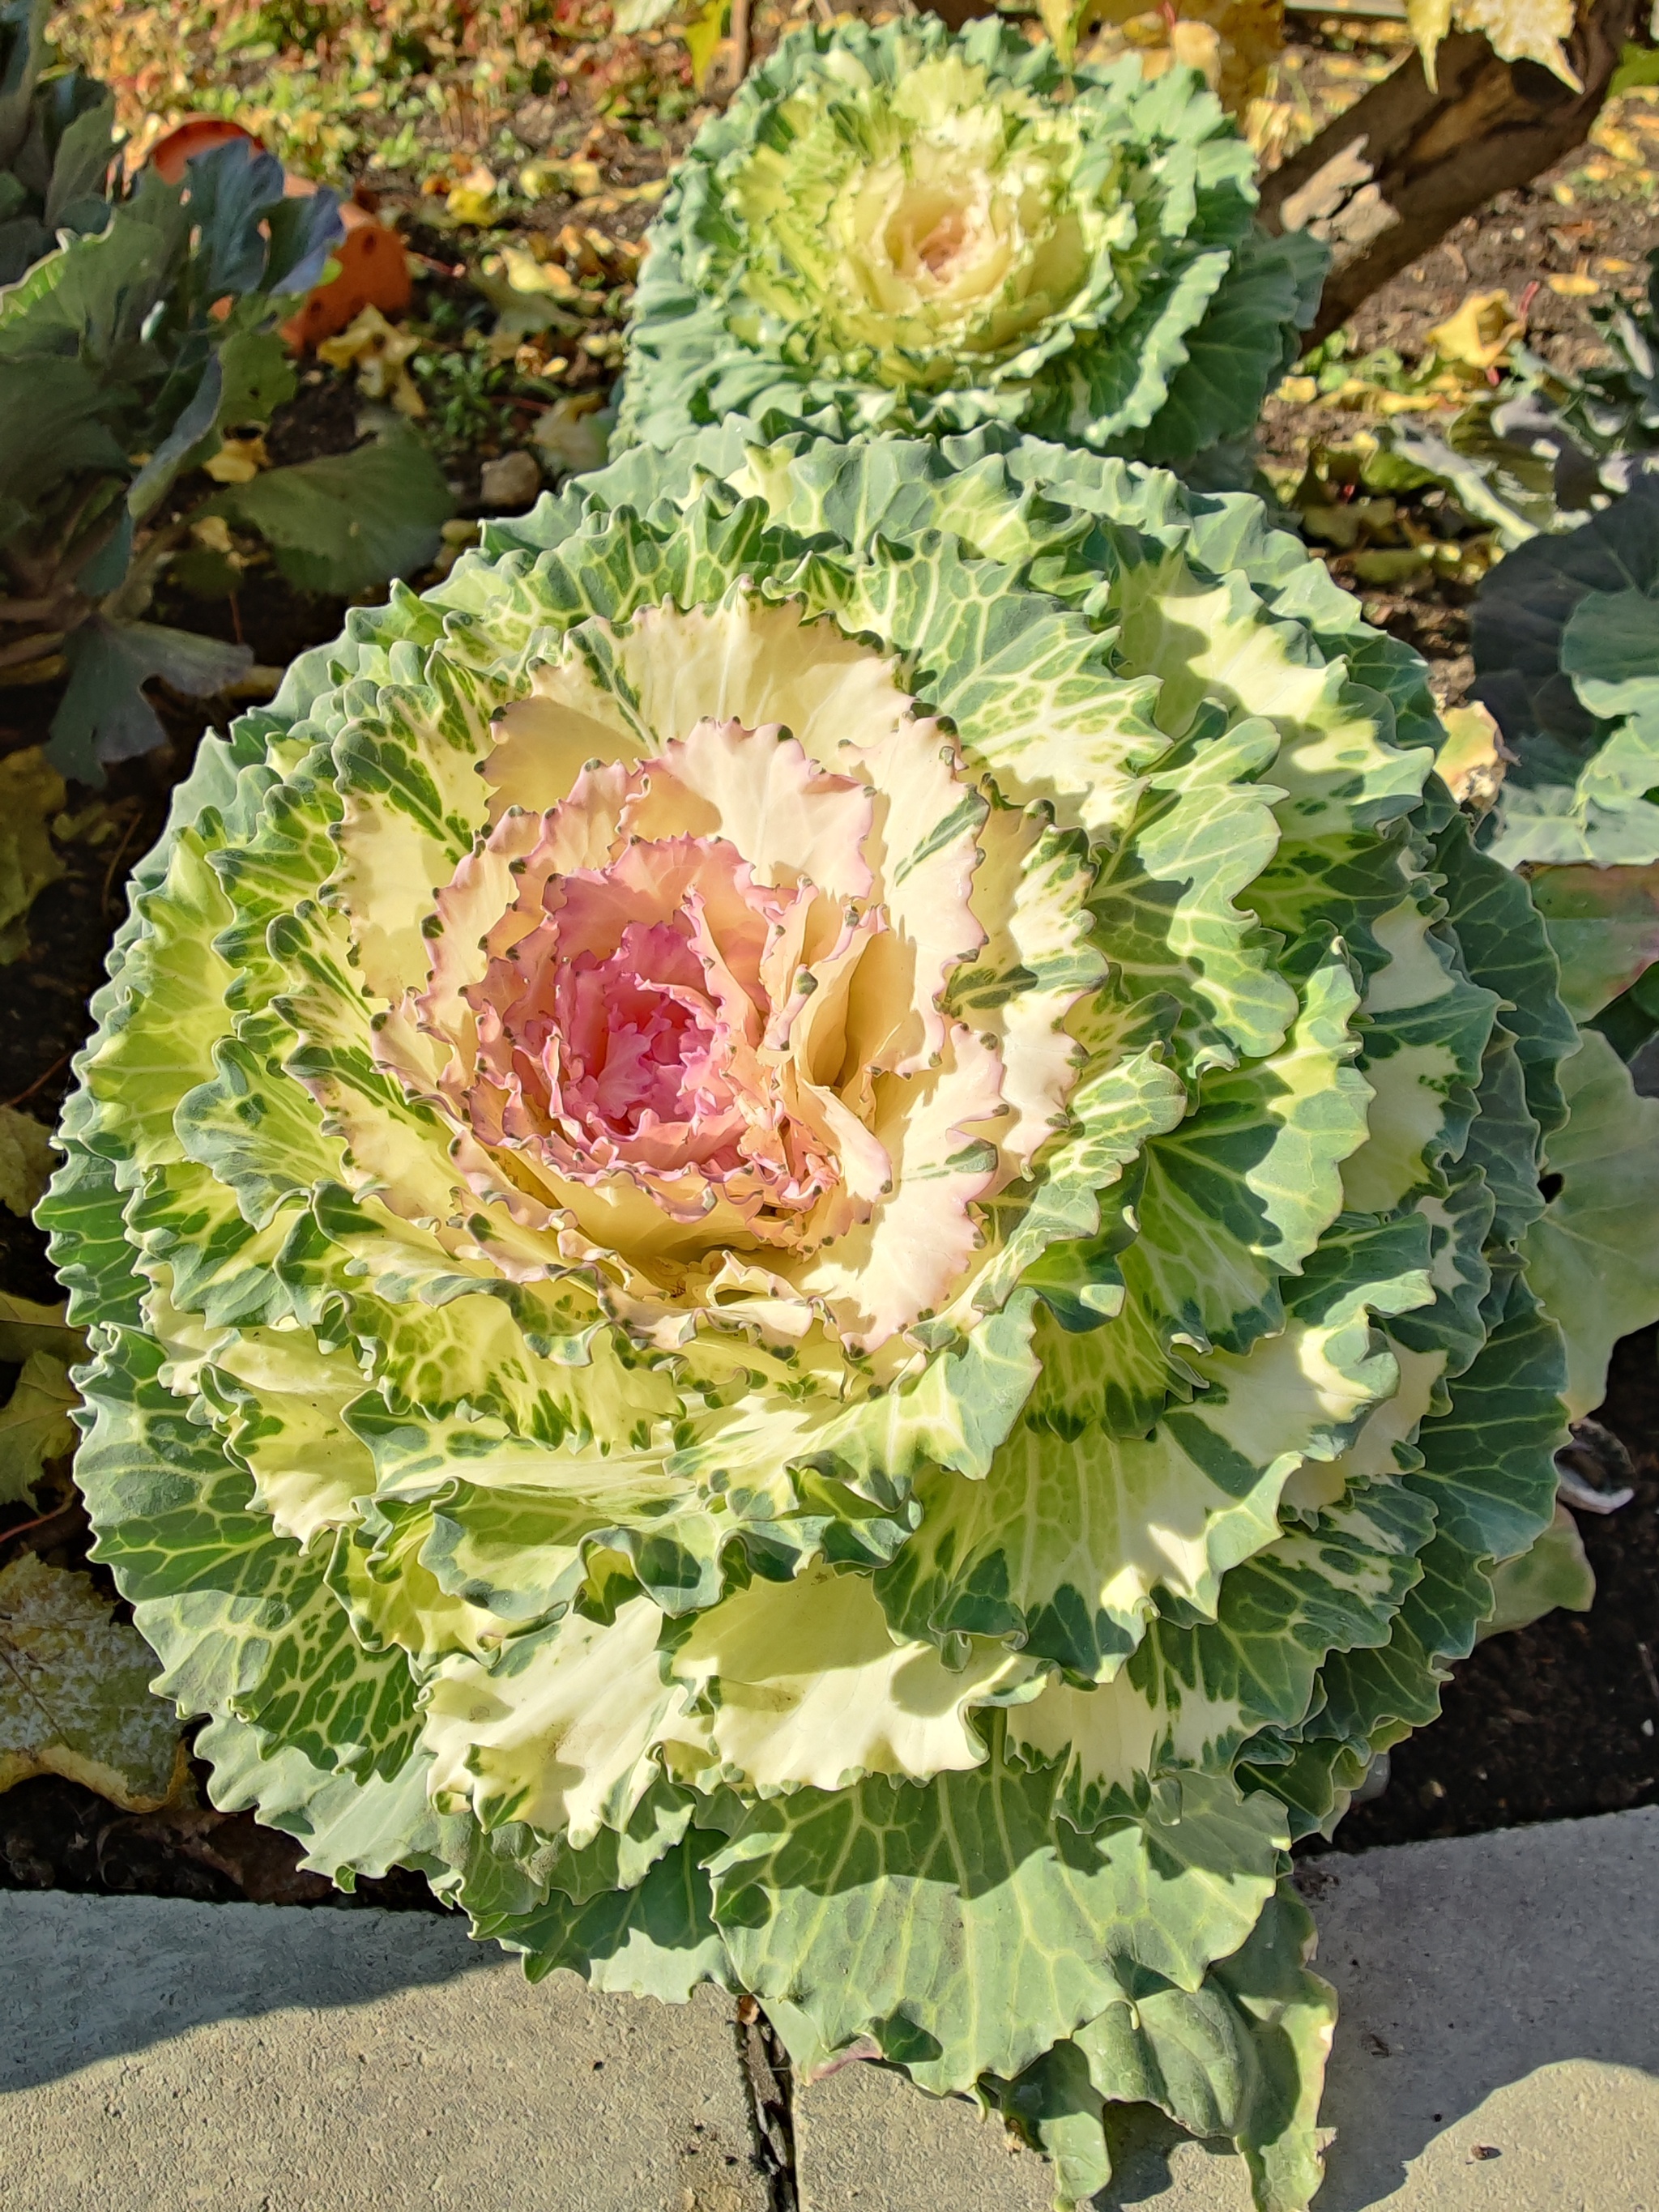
[1376,388,1456,414]
[1275,374,1319,404]
[490,244,576,297]
[318,304,425,417]
[684,0,728,92]
[190,514,237,554]
[1597,257,1636,274]
[203,433,268,484]
[517,159,563,200]
[1593,122,1641,162]
[519,156,610,201]
[1546,272,1601,296]
[475,249,585,358]
[446,163,500,225]
[1427,289,1521,373]
[580,177,667,210]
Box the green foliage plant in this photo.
[0,0,114,283]
[41,420,1657,2207]
[1472,471,1659,1084]
[616,18,1326,482]
[0,0,453,783]
[1332,253,1659,565]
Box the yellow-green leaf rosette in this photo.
[616,18,1327,476]
[45,424,1603,2210]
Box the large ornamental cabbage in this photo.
[42,426,1644,2209]
[616,19,1325,479]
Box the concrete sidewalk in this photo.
[1,1806,1655,2210]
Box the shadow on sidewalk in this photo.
[0,1889,493,2095]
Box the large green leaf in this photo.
[1522,1026,1659,1416]
[992,1878,1333,2212]
[206,428,453,598]
[706,1740,1286,2092]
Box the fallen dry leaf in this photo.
[1546,272,1601,297]
[0,1350,79,1507]
[1426,289,1522,373]
[532,391,611,478]
[0,1105,54,1218]
[318,304,425,416]
[446,162,500,225]
[203,433,270,484]
[580,177,667,211]
[0,748,65,965]
[0,1289,82,1365]
[480,450,544,511]
[0,1554,186,1808]
[1439,701,1509,812]
[474,245,586,358]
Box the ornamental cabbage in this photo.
[43,424,1641,2209]
[616,19,1326,479]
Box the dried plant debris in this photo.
[0,1555,186,1809]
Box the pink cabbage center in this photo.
[419,721,923,1251]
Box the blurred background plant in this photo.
[0,0,452,782]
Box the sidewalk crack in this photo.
[736,1995,798,2212]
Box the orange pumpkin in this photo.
[147,116,263,184]
[279,194,412,350]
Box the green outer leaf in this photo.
[477,1834,732,2001]
[1137,228,1329,471]
[1082,1879,1332,2212]
[71,1327,421,1781]
[1526,859,1659,1023]
[1242,1281,1566,1839]
[1482,1502,1593,1639]
[1007,1475,1434,1833]
[705,1739,1286,2094]
[992,1880,1335,2212]
[880,1207,1431,1681]
[1521,1025,1659,1417]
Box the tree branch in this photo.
[1259,0,1644,343]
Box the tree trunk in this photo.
[1259,0,1644,343]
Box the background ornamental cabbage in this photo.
[615,19,1328,481]
[41,422,1657,2210]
